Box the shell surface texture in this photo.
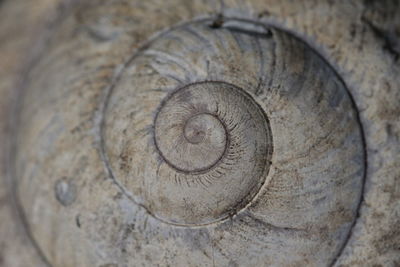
[1,1,399,267]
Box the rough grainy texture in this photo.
[0,0,399,267]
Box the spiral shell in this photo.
[7,6,372,267]
[105,77,273,226]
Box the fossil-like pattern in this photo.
[105,80,272,225]
[11,16,366,266]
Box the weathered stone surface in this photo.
[0,0,399,266]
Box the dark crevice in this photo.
[361,16,399,62]
[209,14,224,29]
[224,26,272,38]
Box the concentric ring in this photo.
[9,7,369,265]
[104,79,273,225]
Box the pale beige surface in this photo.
[0,1,64,266]
[0,0,399,266]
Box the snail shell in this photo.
[1,1,399,267]
[13,17,365,266]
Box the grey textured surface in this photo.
[0,0,399,266]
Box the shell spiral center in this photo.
[155,94,228,173]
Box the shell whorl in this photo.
[103,26,274,225]
[154,82,272,176]
[148,81,271,225]
[12,16,366,266]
